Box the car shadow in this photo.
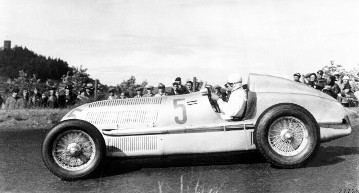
[95,151,266,179]
[91,145,359,179]
[306,146,359,168]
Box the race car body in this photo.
[42,74,354,180]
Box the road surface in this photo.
[0,125,358,193]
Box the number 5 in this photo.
[173,99,187,124]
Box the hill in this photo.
[0,46,71,81]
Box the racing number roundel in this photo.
[173,99,187,124]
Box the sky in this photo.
[1,0,359,86]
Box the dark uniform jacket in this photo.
[30,93,41,108]
[5,96,18,110]
[65,93,77,107]
[16,97,29,109]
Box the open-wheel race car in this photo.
[42,74,354,180]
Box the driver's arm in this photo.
[217,89,246,117]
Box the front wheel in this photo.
[254,104,320,168]
[42,120,106,180]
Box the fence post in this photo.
[193,77,197,92]
[94,79,98,101]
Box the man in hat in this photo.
[315,70,326,90]
[143,85,154,97]
[293,73,301,83]
[65,85,77,106]
[5,88,20,110]
[185,81,197,93]
[47,87,58,108]
[133,87,143,98]
[210,73,247,120]
[333,72,341,85]
[29,87,41,108]
[170,82,181,95]
[155,83,168,97]
[174,77,188,94]
[16,88,30,109]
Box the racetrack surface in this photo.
[0,121,358,192]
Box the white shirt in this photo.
[217,87,247,120]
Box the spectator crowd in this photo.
[107,77,204,100]
[2,70,357,110]
[293,69,359,107]
[0,84,93,110]
[0,76,228,110]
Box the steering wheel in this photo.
[207,87,221,113]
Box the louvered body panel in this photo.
[106,135,162,156]
[84,97,162,128]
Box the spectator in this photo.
[56,89,66,108]
[293,73,301,83]
[322,75,340,99]
[143,85,154,97]
[108,87,118,100]
[339,75,350,91]
[353,81,359,107]
[64,85,77,106]
[0,92,3,109]
[16,88,29,109]
[119,91,127,99]
[316,70,326,90]
[185,81,197,93]
[170,82,181,95]
[133,87,143,98]
[174,77,188,94]
[334,72,341,85]
[29,87,41,108]
[303,73,317,88]
[40,92,48,108]
[85,86,93,99]
[77,89,90,104]
[340,76,356,107]
[47,87,58,108]
[5,88,19,110]
[155,83,167,97]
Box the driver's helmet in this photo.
[227,73,242,84]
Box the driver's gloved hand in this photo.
[211,93,220,101]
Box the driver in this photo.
[210,73,247,120]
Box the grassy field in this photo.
[0,109,70,130]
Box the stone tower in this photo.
[4,40,11,50]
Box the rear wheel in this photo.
[254,104,320,168]
[42,120,106,180]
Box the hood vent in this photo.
[89,97,163,108]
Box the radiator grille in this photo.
[107,135,159,153]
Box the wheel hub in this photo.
[66,143,81,157]
[268,116,309,156]
[280,129,293,142]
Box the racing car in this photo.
[42,73,354,180]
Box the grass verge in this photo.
[0,109,70,130]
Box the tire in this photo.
[42,120,106,180]
[254,104,320,168]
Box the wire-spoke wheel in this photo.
[52,130,96,171]
[254,104,320,168]
[268,116,309,156]
[42,120,105,180]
